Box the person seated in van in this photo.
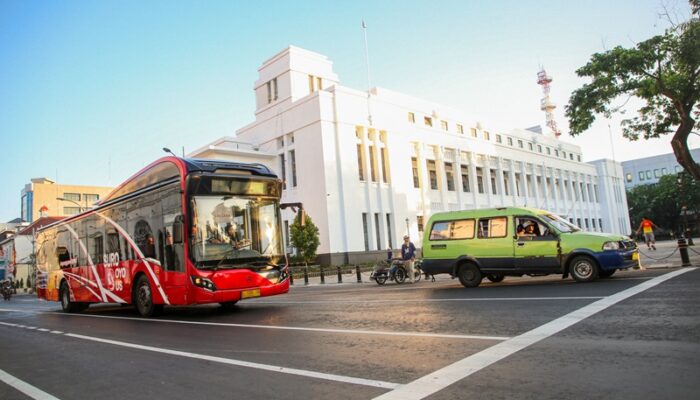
[524,224,539,236]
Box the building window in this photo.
[277,137,284,149]
[526,175,534,197]
[369,145,378,182]
[585,219,590,229]
[496,134,502,143]
[515,173,522,196]
[654,169,660,178]
[461,165,471,192]
[502,172,510,196]
[528,142,534,151]
[316,77,322,90]
[661,167,668,175]
[518,140,523,148]
[84,194,99,204]
[279,153,287,189]
[593,184,599,202]
[490,169,498,195]
[645,170,652,179]
[562,151,567,159]
[308,75,315,93]
[592,219,597,230]
[507,137,513,146]
[470,128,477,138]
[598,218,603,231]
[386,214,393,248]
[427,160,438,190]
[577,218,582,228]
[577,155,581,162]
[266,81,272,103]
[357,144,366,181]
[476,167,484,193]
[362,213,369,251]
[417,215,424,233]
[580,183,587,201]
[625,173,632,182]
[537,145,542,153]
[289,150,297,187]
[484,131,490,141]
[445,162,455,191]
[288,133,294,144]
[380,148,389,183]
[64,207,80,215]
[555,149,560,157]
[638,171,645,181]
[546,147,551,155]
[570,153,574,160]
[374,213,382,250]
[63,193,81,202]
[457,124,464,134]
[411,157,420,188]
[408,112,415,123]
[424,116,433,127]
[440,120,448,131]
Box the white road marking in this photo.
[62,332,399,389]
[373,267,696,400]
[0,368,61,400]
[250,296,604,305]
[49,312,510,341]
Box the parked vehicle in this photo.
[421,207,638,287]
[370,259,423,285]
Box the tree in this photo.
[289,213,320,266]
[627,171,700,233]
[566,1,700,181]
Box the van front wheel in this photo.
[570,256,599,282]
[458,264,482,288]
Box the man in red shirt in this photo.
[636,217,659,251]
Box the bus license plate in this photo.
[632,252,639,261]
[241,289,260,299]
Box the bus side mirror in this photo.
[173,220,184,244]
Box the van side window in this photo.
[477,217,508,238]
[429,219,475,240]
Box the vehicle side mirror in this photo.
[173,220,184,244]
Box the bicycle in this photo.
[370,259,422,285]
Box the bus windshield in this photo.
[190,195,284,267]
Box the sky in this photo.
[1,0,698,222]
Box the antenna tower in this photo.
[537,68,561,138]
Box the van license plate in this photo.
[632,252,639,261]
[241,289,261,299]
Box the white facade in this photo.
[621,148,700,189]
[191,46,630,264]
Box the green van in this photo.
[421,207,639,287]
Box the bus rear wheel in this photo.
[134,275,162,317]
[60,281,86,313]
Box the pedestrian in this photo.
[635,216,659,251]
[401,235,417,283]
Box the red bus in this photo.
[35,157,291,316]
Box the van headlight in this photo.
[602,241,620,250]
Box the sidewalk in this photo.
[637,239,699,269]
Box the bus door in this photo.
[159,214,187,287]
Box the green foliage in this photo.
[627,171,700,234]
[289,213,320,265]
[566,2,700,180]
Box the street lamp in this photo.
[56,197,86,214]
[163,147,178,158]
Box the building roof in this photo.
[18,217,65,236]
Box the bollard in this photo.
[678,238,691,267]
[289,267,294,285]
[320,265,325,284]
[356,265,362,283]
[337,266,343,283]
[303,265,309,285]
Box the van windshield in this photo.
[542,214,580,233]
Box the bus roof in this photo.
[37,157,278,233]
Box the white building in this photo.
[191,46,631,264]
[621,148,700,189]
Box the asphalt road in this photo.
[1,267,699,400]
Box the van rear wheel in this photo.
[570,256,599,282]
[458,264,482,288]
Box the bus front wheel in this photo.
[134,275,163,317]
[60,281,86,313]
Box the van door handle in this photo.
[517,242,525,247]
[431,244,447,250]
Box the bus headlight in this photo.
[191,276,217,291]
[602,241,620,251]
